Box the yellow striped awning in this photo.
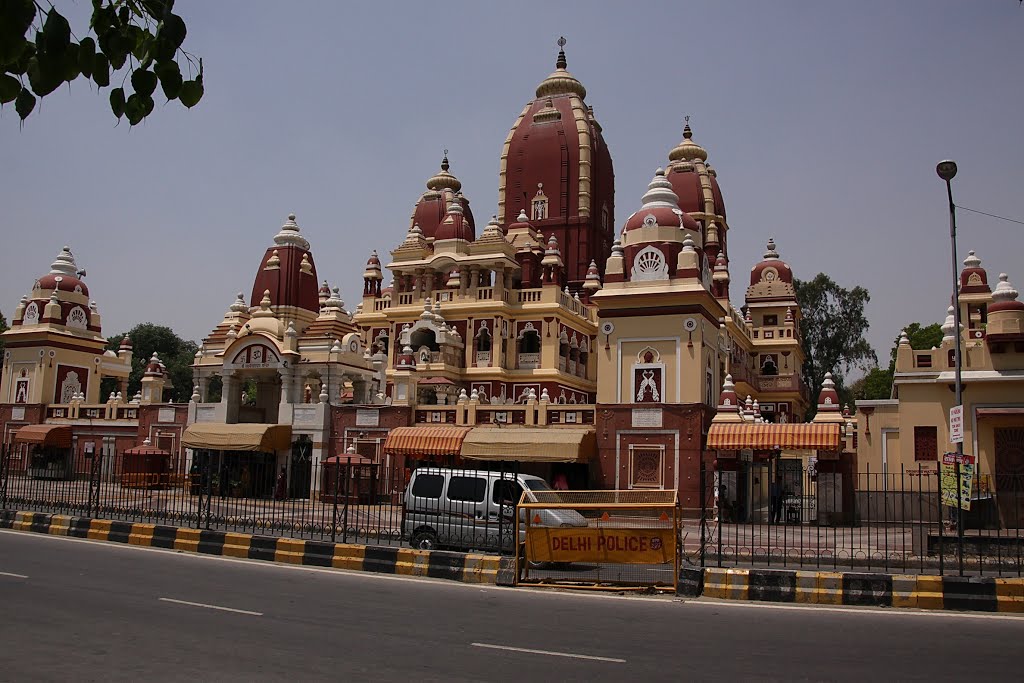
[706,422,841,450]
[461,427,596,463]
[383,426,472,458]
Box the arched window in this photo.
[520,330,540,354]
[476,327,491,353]
[410,328,439,352]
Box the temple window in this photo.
[532,183,549,220]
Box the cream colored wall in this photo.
[2,345,106,404]
[596,314,719,405]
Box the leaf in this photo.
[61,44,81,82]
[78,37,96,78]
[156,60,182,99]
[92,53,110,87]
[0,74,21,104]
[0,36,28,68]
[140,93,154,118]
[158,13,187,51]
[131,67,157,97]
[15,86,35,119]
[178,78,203,108]
[110,86,125,118]
[42,9,72,56]
[26,55,63,97]
[125,92,145,125]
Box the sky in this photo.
[2,1,1022,373]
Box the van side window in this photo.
[493,480,523,506]
[411,474,444,499]
[447,476,486,502]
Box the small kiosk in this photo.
[120,438,171,489]
[15,425,74,480]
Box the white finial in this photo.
[898,329,910,346]
[963,250,982,269]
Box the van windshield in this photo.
[523,480,552,492]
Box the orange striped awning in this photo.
[383,426,472,458]
[706,422,841,451]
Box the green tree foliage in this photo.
[0,309,7,356]
[106,323,197,402]
[794,273,877,419]
[851,321,943,402]
[1,0,202,124]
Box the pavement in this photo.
[2,529,1024,682]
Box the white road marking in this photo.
[472,642,625,663]
[0,571,28,579]
[158,597,263,616]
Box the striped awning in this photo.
[382,426,471,458]
[461,428,596,463]
[706,422,842,451]
[13,424,72,448]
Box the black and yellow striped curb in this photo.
[679,566,1024,613]
[0,510,516,586]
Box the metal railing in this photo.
[0,445,521,554]
[694,458,1024,576]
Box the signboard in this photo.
[949,405,964,444]
[631,408,663,428]
[526,527,676,564]
[355,409,379,427]
[940,452,976,510]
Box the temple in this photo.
[2,39,1020,522]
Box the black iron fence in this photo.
[0,445,521,554]
[694,458,1024,576]
[5,442,1024,578]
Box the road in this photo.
[1,530,1022,682]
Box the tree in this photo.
[794,273,877,419]
[105,323,197,402]
[0,309,7,355]
[1,0,202,124]
[851,321,942,402]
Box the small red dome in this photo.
[36,273,89,297]
[667,166,726,219]
[749,239,793,286]
[435,199,475,242]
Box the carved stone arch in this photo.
[632,245,669,281]
[637,346,661,364]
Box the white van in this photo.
[402,468,587,552]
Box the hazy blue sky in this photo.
[2,1,1022,371]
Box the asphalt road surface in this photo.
[1,530,1022,682]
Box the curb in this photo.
[0,509,514,586]
[688,566,1024,613]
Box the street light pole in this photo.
[936,159,964,576]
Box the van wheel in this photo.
[411,530,438,550]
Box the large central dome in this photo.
[497,38,615,288]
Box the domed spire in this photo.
[49,246,79,276]
[582,259,602,292]
[942,305,958,342]
[993,273,1020,303]
[640,168,680,208]
[964,250,982,269]
[273,213,311,250]
[363,250,383,280]
[425,150,462,193]
[230,292,248,313]
[535,36,587,99]
[763,238,780,260]
[668,116,708,162]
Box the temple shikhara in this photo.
[2,40,1022,522]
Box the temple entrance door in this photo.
[290,435,313,499]
[995,427,1024,528]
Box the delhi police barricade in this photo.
[516,489,680,591]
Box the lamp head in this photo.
[936,160,958,181]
